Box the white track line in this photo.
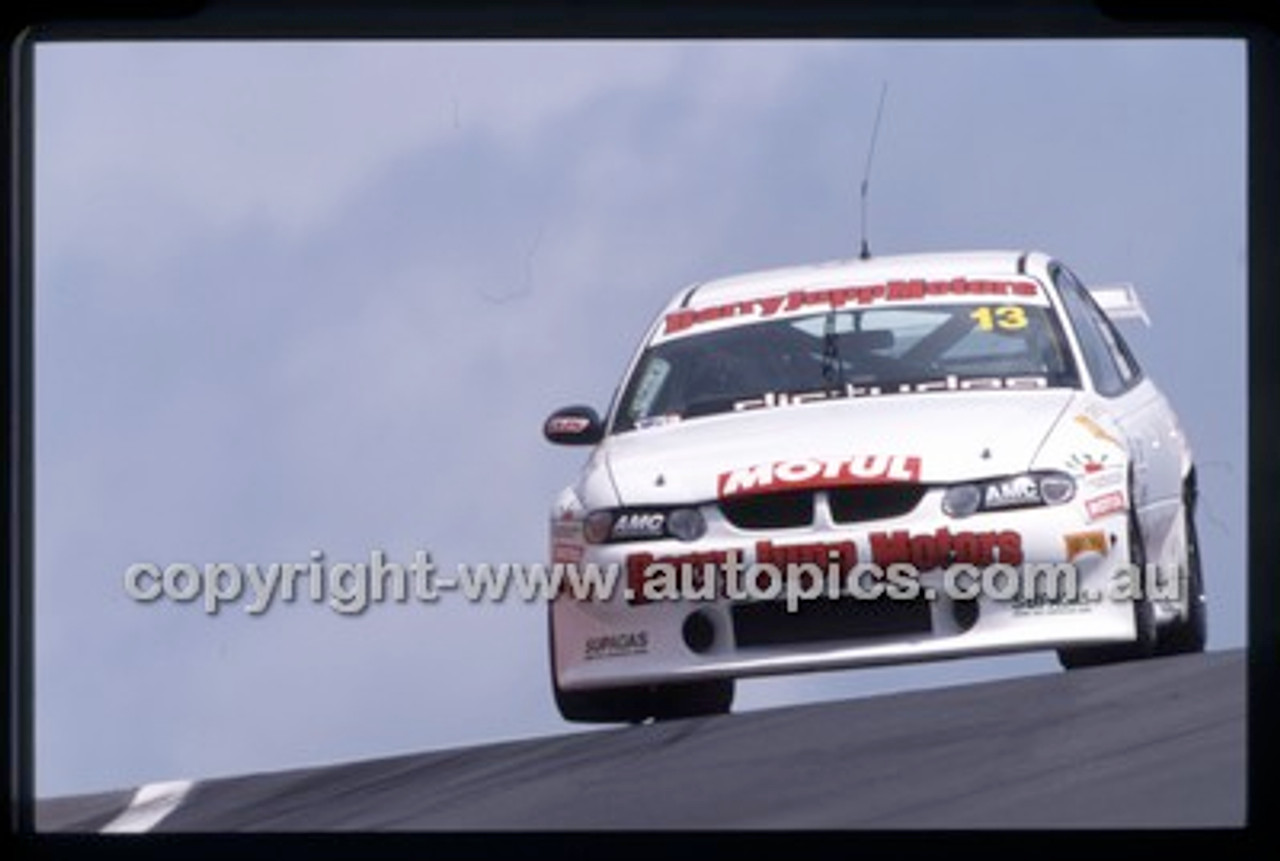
[100,779,194,833]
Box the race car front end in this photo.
[549,398,1142,695]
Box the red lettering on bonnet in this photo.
[717,454,922,498]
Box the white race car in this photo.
[543,250,1205,722]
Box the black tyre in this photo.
[1057,504,1157,670]
[553,675,734,724]
[1156,488,1208,655]
[648,678,735,720]
[553,681,656,724]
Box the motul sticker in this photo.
[717,454,922,498]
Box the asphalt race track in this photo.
[37,649,1246,830]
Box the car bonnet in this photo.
[600,389,1077,506]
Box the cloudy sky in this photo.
[33,39,1246,797]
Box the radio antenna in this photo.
[859,81,888,261]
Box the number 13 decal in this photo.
[970,305,1028,331]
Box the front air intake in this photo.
[827,484,926,524]
[719,490,814,530]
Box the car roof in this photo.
[671,250,1035,311]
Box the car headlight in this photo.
[583,510,617,544]
[942,471,1076,519]
[666,508,707,542]
[1037,472,1076,505]
[581,507,706,543]
[941,483,983,518]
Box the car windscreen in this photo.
[612,300,1080,434]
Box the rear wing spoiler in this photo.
[1087,282,1151,327]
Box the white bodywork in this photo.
[548,251,1195,694]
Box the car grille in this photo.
[732,595,933,647]
[718,484,925,530]
[719,490,814,529]
[828,484,927,524]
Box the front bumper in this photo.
[551,493,1136,691]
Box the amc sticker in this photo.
[611,511,666,540]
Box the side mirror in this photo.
[543,405,605,446]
